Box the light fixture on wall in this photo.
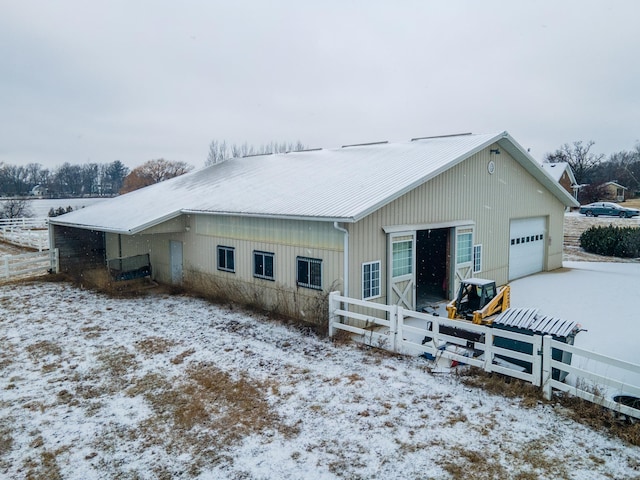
[490,148,501,155]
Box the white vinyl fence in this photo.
[0,218,49,251]
[0,249,59,282]
[542,336,640,420]
[329,292,640,420]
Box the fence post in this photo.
[483,329,493,374]
[393,305,401,353]
[52,248,60,274]
[531,335,543,387]
[328,291,339,337]
[541,335,553,400]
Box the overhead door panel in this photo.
[509,217,545,280]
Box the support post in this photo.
[532,335,543,387]
[542,335,553,400]
[392,305,400,353]
[328,291,340,337]
[483,329,493,374]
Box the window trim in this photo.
[217,245,235,273]
[456,231,473,266]
[392,239,413,280]
[473,244,482,273]
[296,256,322,290]
[253,250,275,281]
[362,260,381,300]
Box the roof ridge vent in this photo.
[242,152,274,158]
[411,132,473,141]
[287,147,322,153]
[341,141,388,148]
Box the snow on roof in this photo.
[493,307,579,338]
[50,131,578,234]
[540,161,577,185]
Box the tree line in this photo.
[0,160,130,198]
[0,139,305,198]
[545,140,640,202]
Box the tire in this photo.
[619,212,627,218]
[585,210,594,217]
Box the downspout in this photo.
[333,222,349,297]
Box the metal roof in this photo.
[49,131,579,235]
[540,162,577,185]
[464,278,496,286]
[492,307,579,338]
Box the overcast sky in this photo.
[1,1,639,170]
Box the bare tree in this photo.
[0,199,33,219]
[545,141,604,185]
[205,139,305,166]
[120,159,193,194]
[206,140,228,166]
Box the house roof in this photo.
[603,181,628,189]
[540,162,577,185]
[50,131,579,235]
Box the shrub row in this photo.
[580,224,640,258]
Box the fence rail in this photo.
[0,249,59,282]
[329,292,640,420]
[0,217,49,251]
[543,336,640,419]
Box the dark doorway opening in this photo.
[416,228,449,311]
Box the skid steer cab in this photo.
[446,278,510,325]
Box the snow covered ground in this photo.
[1,267,640,479]
[511,261,640,389]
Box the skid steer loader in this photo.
[446,278,510,325]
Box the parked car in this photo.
[579,202,640,218]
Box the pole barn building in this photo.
[49,131,578,323]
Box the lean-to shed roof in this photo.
[50,131,579,234]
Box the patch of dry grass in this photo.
[99,362,298,476]
[555,391,640,446]
[458,367,640,447]
[457,367,543,404]
[509,438,570,478]
[437,445,507,479]
[135,336,176,356]
[170,348,196,365]
[26,340,62,359]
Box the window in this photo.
[473,244,482,273]
[297,257,322,290]
[392,240,412,278]
[254,251,274,280]
[456,231,473,264]
[362,261,381,299]
[217,245,235,272]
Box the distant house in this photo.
[602,181,628,202]
[540,162,579,200]
[48,131,578,323]
[30,185,47,197]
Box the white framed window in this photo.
[456,231,473,265]
[362,261,381,299]
[217,245,235,272]
[297,257,322,290]
[254,251,274,280]
[392,240,412,278]
[473,244,482,273]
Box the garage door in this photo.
[509,217,546,280]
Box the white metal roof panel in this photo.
[492,307,579,337]
[49,131,578,234]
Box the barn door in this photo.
[453,226,474,296]
[388,232,416,310]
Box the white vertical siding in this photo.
[347,145,565,302]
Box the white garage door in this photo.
[509,217,546,280]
